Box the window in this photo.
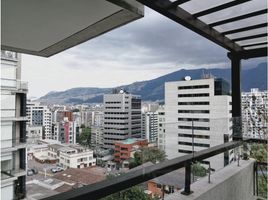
[178,102,209,105]
[178,85,209,90]
[178,133,210,139]
[178,126,210,131]
[178,110,209,114]
[178,93,209,97]
[178,141,210,148]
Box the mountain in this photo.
[39,62,267,104]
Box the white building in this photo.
[141,112,158,143]
[157,106,166,151]
[103,89,141,149]
[1,50,28,199]
[242,88,268,139]
[26,125,43,144]
[165,77,233,170]
[26,101,52,139]
[48,144,96,169]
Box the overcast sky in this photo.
[21,7,266,98]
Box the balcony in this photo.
[1,138,27,153]
[1,78,28,93]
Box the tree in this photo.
[129,147,166,168]
[101,186,151,200]
[77,127,91,147]
[250,144,268,199]
[192,162,207,177]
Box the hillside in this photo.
[39,62,267,104]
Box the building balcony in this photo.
[1,78,28,93]
[1,138,27,153]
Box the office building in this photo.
[26,101,52,139]
[165,77,232,170]
[103,89,141,149]
[1,50,28,199]
[157,106,166,151]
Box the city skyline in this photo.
[21,7,266,98]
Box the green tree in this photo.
[250,144,268,199]
[101,186,150,200]
[250,144,267,162]
[192,162,207,177]
[129,147,166,168]
[77,127,91,147]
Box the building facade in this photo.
[103,90,142,149]
[141,112,158,143]
[242,88,268,139]
[48,144,96,169]
[114,138,148,163]
[26,101,52,139]
[53,118,77,144]
[157,106,166,151]
[1,50,28,199]
[165,78,233,170]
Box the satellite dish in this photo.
[185,76,191,81]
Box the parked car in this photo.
[51,167,64,173]
[32,168,38,174]
[27,169,34,176]
[51,168,58,173]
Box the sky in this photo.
[21,7,266,98]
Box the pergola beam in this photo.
[222,23,268,35]
[228,47,268,59]
[136,0,242,52]
[165,0,191,9]
[210,9,268,27]
[193,0,251,18]
[242,42,268,48]
[232,33,267,42]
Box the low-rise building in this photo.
[48,144,96,169]
[114,138,148,163]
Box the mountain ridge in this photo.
[39,62,267,104]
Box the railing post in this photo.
[181,162,193,195]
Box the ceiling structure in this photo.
[1,0,144,57]
[136,0,267,59]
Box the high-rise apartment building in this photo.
[26,101,52,139]
[165,77,233,170]
[103,89,141,149]
[91,111,104,148]
[1,50,28,199]
[53,118,77,144]
[242,88,268,139]
[141,112,158,143]
[157,106,166,151]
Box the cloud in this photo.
[22,7,266,97]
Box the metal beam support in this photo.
[229,54,242,140]
[136,0,242,52]
[210,9,268,27]
[193,0,251,18]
